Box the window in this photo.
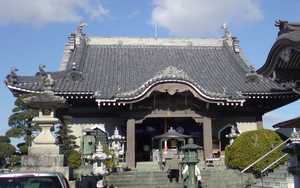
[0,176,63,188]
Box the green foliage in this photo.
[17,143,28,155]
[56,116,78,156]
[7,96,38,147]
[0,142,16,168]
[225,129,286,174]
[67,150,81,169]
[0,136,10,143]
[8,155,21,167]
[102,145,116,169]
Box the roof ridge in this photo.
[88,37,224,47]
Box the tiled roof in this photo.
[6,37,286,102]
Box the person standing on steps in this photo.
[166,155,180,183]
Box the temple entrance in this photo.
[135,117,203,162]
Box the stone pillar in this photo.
[126,119,135,169]
[203,117,213,160]
[256,116,263,129]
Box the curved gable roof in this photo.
[6,36,287,105]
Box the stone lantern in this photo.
[92,143,111,176]
[181,138,201,188]
[283,130,300,187]
[21,73,69,178]
[108,127,126,162]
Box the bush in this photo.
[67,150,81,169]
[225,129,286,174]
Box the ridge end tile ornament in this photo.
[283,129,300,187]
[275,20,300,36]
[5,67,18,85]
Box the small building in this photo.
[5,23,300,168]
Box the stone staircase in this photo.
[251,164,294,188]
[200,168,255,188]
[106,162,293,188]
[106,162,182,188]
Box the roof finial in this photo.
[154,22,158,39]
[76,21,87,35]
[222,23,231,38]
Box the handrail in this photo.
[260,153,288,174]
[241,138,290,173]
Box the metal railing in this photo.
[260,153,288,174]
[241,137,290,173]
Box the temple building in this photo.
[5,22,300,168]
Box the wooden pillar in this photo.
[126,119,136,169]
[256,116,263,129]
[203,117,213,160]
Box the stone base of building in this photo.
[21,154,64,167]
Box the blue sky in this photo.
[0,0,299,135]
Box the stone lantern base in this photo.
[28,144,60,155]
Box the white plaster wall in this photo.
[236,121,259,133]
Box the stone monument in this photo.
[20,72,69,178]
[92,143,111,176]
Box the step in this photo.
[136,162,161,172]
[106,169,175,188]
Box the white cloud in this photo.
[151,0,263,36]
[0,0,109,25]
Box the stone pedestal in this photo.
[21,111,68,178]
[28,113,60,155]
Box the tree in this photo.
[6,95,38,154]
[67,150,81,169]
[0,136,11,143]
[56,116,78,157]
[0,136,16,168]
[225,129,286,174]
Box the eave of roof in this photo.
[273,116,300,128]
[257,31,300,76]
